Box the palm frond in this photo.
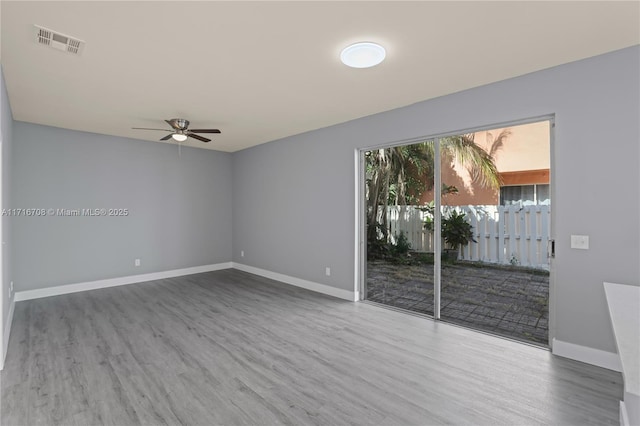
[442,134,502,189]
[489,129,511,158]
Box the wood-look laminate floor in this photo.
[1,269,623,426]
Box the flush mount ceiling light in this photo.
[340,42,386,68]
[172,133,188,142]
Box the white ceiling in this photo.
[1,1,639,152]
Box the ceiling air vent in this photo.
[34,25,85,55]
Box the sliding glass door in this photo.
[361,119,552,347]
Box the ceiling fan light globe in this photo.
[172,133,188,142]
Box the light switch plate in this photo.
[571,235,589,250]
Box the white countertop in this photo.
[604,282,640,396]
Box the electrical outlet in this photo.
[325,267,331,276]
[241,250,244,257]
[135,258,141,267]
[570,235,589,250]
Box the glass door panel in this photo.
[438,122,551,346]
[364,140,436,316]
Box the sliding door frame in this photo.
[355,114,555,337]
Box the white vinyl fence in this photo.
[384,205,550,270]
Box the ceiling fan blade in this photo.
[160,134,174,141]
[187,133,210,143]
[189,129,221,134]
[132,127,172,132]
[165,119,182,130]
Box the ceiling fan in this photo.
[132,118,221,143]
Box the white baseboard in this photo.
[552,338,622,372]
[232,262,357,301]
[14,262,233,302]
[12,261,357,303]
[1,295,15,371]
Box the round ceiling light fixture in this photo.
[172,133,188,142]
[340,42,386,68]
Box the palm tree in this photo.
[366,134,502,254]
[366,143,434,245]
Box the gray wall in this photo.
[12,123,233,291]
[233,46,640,354]
[1,66,14,343]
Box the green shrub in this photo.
[390,231,411,256]
[442,211,476,251]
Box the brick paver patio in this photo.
[367,260,549,345]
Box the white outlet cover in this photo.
[325,267,331,276]
[571,235,589,250]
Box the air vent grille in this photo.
[36,27,53,46]
[34,25,84,55]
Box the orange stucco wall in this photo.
[419,120,550,206]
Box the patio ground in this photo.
[367,259,549,345]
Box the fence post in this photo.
[530,205,539,268]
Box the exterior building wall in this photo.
[419,120,550,206]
